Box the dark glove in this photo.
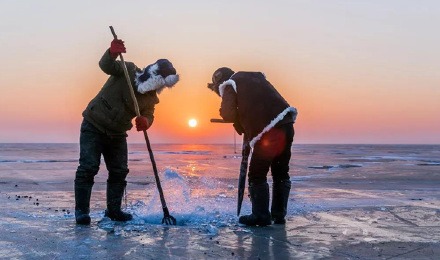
[233,122,244,135]
[135,116,149,131]
[110,39,126,58]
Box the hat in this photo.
[135,59,179,94]
[207,67,235,96]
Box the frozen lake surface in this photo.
[1,144,439,259]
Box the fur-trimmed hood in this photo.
[207,67,235,97]
[135,59,179,94]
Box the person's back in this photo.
[208,67,297,226]
[220,71,294,147]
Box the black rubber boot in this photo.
[105,181,132,221]
[239,182,271,226]
[75,181,93,225]
[271,180,291,224]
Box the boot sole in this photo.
[105,210,133,221]
[239,219,271,226]
[76,216,91,225]
[273,218,286,224]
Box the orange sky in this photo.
[0,1,439,144]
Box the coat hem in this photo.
[249,107,298,149]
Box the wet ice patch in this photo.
[158,151,211,155]
[130,151,211,155]
[199,176,221,189]
[352,155,417,162]
[0,159,77,164]
[308,164,362,170]
[290,174,328,181]
[97,217,155,236]
[97,198,237,237]
[93,166,309,235]
[164,169,185,181]
[128,158,148,162]
[416,162,440,166]
[124,168,238,230]
[128,151,149,155]
[222,155,241,159]
[205,224,218,235]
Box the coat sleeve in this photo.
[220,85,238,122]
[140,91,160,127]
[99,49,125,76]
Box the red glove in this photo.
[135,116,149,131]
[109,39,126,58]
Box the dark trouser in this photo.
[75,119,129,186]
[248,123,294,185]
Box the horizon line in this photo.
[0,142,439,146]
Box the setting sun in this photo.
[188,119,197,128]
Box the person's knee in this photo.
[248,167,270,185]
[248,175,267,185]
[77,161,99,173]
[271,158,290,179]
[75,170,97,184]
[272,165,289,181]
[273,174,290,183]
[107,169,129,183]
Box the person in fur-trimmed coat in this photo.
[74,39,179,225]
[208,67,297,226]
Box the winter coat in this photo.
[219,72,297,148]
[82,49,159,135]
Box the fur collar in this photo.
[135,63,179,94]
[218,79,237,97]
[218,72,266,97]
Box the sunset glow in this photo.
[0,1,439,144]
